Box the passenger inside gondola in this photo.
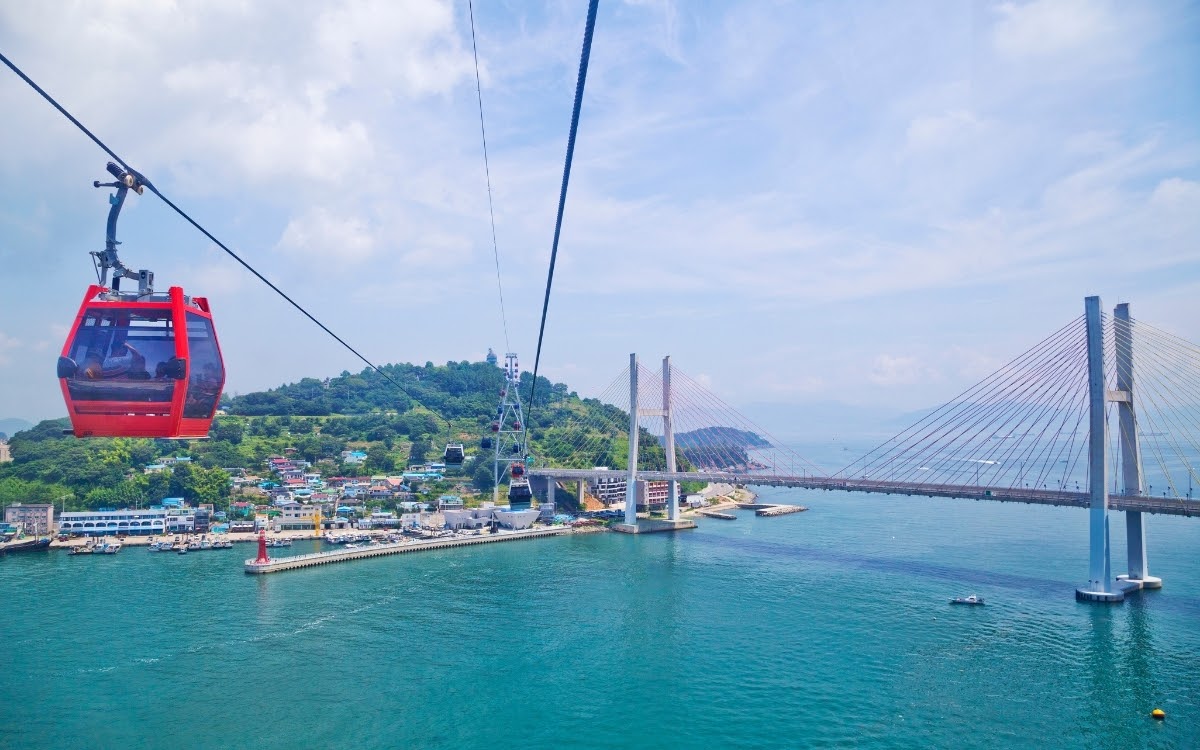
[63,310,178,403]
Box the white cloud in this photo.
[905,110,984,152]
[992,0,1118,59]
[0,1,1195,423]
[0,332,22,366]
[870,354,935,386]
[276,208,377,264]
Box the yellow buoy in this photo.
[1151,708,1165,720]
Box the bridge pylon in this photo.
[614,353,694,534]
[1076,298,1162,603]
[1113,302,1162,593]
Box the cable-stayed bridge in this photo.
[527,297,1200,602]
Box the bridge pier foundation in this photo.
[1117,511,1162,590]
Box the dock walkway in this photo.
[245,526,570,574]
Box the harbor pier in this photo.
[245,526,570,574]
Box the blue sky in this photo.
[0,0,1197,430]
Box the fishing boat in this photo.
[95,538,122,554]
[950,595,985,606]
[69,542,95,556]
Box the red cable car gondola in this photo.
[56,163,226,439]
[510,462,525,478]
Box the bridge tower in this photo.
[1114,302,1162,592]
[622,353,682,528]
[1076,296,1119,602]
[1076,297,1162,602]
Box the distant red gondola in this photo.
[56,162,225,439]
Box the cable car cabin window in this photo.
[184,313,223,419]
[64,309,177,403]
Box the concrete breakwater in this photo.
[698,510,737,520]
[245,526,571,574]
[754,504,808,517]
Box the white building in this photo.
[494,509,540,530]
[59,509,168,536]
[164,508,197,533]
[273,502,319,531]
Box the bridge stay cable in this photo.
[839,316,1095,491]
[848,318,1086,481]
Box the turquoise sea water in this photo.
[3,489,1199,749]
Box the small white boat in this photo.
[950,595,985,606]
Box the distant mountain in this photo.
[672,426,769,449]
[0,418,34,439]
[658,427,770,472]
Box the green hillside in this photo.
[0,359,683,513]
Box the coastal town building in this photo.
[272,502,319,531]
[4,503,54,535]
[166,508,197,533]
[589,471,626,505]
[636,480,669,512]
[59,509,169,536]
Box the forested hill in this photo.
[0,359,656,512]
[223,360,569,421]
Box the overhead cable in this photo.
[528,0,600,416]
[467,0,511,353]
[0,50,449,429]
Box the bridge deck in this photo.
[529,469,1200,517]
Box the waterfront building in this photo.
[438,495,464,511]
[165,508,196,533]
[59,509,168,536]
[589,471,627,506]
[494,509,540,530]
[443,509,484,530]
[194,507,211,533]
[272,502,319,531]
[4,503,54,535]
[358,511,400,529]
[636,480,669,512]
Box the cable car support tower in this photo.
[492,353,532,510]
